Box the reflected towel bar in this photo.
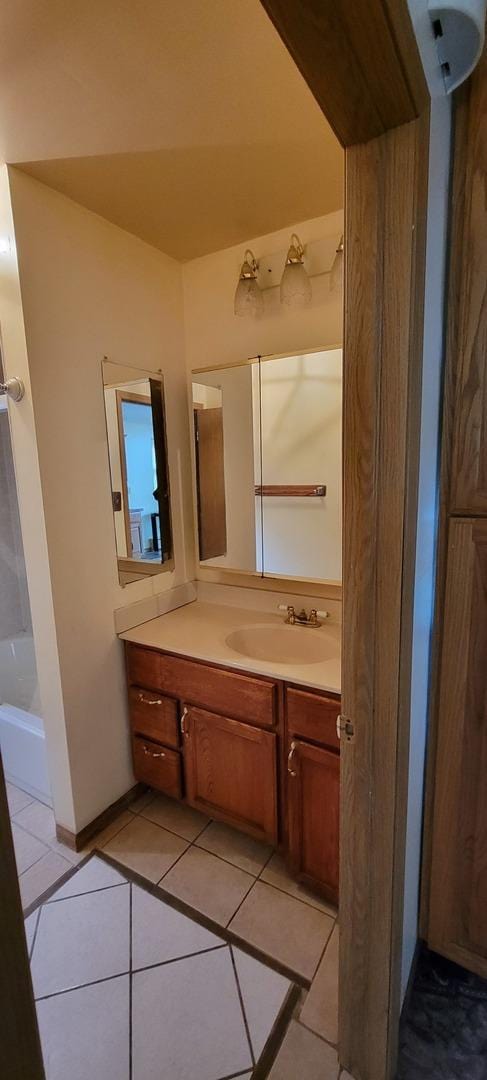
[254,484,326,497]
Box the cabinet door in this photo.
[182,706,277,843]
[287,739,339,906]
[428,519,487,976]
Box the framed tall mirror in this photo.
[192,346,342,584]
[102,360,173,585]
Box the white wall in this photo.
[6,167,194,831]
[260,349,342,581]
[0,166,76,828]
[183,210,344,583]
[401,0,452,999]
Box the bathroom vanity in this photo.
[121,601,341,906]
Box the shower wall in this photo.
[0,408,32,640]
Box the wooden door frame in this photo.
[260,3,430,1079]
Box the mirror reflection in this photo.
[192,347,342,583]
[193,362,260,572]
[102,360,173,585]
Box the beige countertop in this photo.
[119,600,341,695]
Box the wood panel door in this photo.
[428,518,487,976]
[449,47,487,516]
[182,705,277,843]
[287,739,339,906]
[194,407,227,560]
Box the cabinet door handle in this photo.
[137,693,163,706]
[141,744,166,759]
[287,741,297,777]
[180,706,189,736]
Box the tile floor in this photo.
[9,782,347,1078]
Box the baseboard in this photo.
[55,782,146,851]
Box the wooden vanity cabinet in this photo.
[285,686,340,905]
[125,642,340,901]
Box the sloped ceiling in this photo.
[0,0,343,259]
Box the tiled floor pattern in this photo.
[26,855,296,1079]
[10,783,347,1077]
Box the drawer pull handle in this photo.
[287,741,297,777]
[180,706,189,736]
[141,745,166,759]
[138,693,163,706]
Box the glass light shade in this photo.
[234,275,263,317]
[280,261,312,308]
[330,242,344,293]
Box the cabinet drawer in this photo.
[159,653,276,728]
[132,735,182,798]
[126,644,161,690]
[286,687,340,751]
[129,687,179,749]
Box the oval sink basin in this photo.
[225,625,336,666]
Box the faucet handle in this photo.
[315,609,330,619]
[277,604,294,613]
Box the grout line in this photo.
[46,881,128,905]
[18,845,57,881]
[35,969,130,1003]
[306,917,337,985]
[257,868,338,920]
[22,850,99,918]
[129,883,133,1080]
[225,874,260,930]
[229,943,256,1069]
[27,903,42,962]
[296,1016,338,1051]
[132,943,227,976]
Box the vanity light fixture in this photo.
[280,233,312,308]
[234,249,264,317]
[329,235,344,293]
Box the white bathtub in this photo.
[0,634,51,804]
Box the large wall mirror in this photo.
[192,346,342,583]
[102,360,173,585]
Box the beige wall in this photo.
[6,167,194,831]
[183,210,344,583]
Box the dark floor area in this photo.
[398,945,487,1079]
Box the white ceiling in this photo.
[1,0,343,260]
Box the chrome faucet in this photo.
[278,604,329,627]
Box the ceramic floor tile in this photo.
[300,923,339,1044]
[162,846,254,925]
[141,792,209,841]
[13,799,57,844]
[12,822,49,874]
[196,820,273,876]
[229,881,334,981]
[36,974,130,1080]
[268,1020,339,1079]
[47,855,127,901]
[102,814,188,882]
[24,908,41,957]
[31,883,130,997]
[19,850,72,910]
[233,946,291,1060]
[132,947,252,1080]
[261,853,338,917]
[6,782,34,816]
[132,883,223,970]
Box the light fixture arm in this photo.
[285,233,305,265]
[0,377,24,402]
